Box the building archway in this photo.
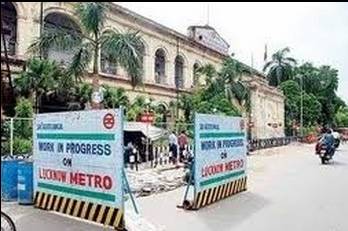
[1,2,17,56]
[175,55,185,89]
[43,12,81,66]
[100,30,118,76]
[154,48,166,84]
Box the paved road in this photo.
[136,143,348,231]
[2,143,348,231]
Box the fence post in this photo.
[10,118,14,156]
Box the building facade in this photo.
[1,2,285,138]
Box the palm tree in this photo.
[29,2,143,95]
[15,58,64,112]
[220,58,252,111]
[263,47,297,87]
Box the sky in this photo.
[118,2,348,103]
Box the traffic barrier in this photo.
[34,191,124,229]
[33,109,125,230]
[1,159,19,201]
[18,161,34,205]
[192,176,247,209]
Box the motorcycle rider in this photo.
[323,129,335,156]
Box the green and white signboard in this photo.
[33,109,125,228]
[192,113,247,209]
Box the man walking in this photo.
[169,131,178,164]
[178,130,188,162]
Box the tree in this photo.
[29,2,143,91]
[280,80,322,134]
[263,47,297,86]
[102,85,129,109]
[280,80,301,133]
[178,93,194,122]
[290,61,342,127]
[14,97,33,139]
[315,65,339,125]
[301,93,322,126]
[334,106,348,127]
[193,57,251,113]
[293,62,320,95]
[15,58,64,112]
[220,58,252,112]
[126,96,148,121]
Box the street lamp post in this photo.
[300,74,304,137]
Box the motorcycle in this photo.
[315,141,335,164]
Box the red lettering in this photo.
[78,173,85,186]
[39,168,66,182]
[67,171,113,190]
[86,174,94,187]
[70,172,78,184]
[201,163,224,178]
[103,176,112,190]
[94,175,102,188]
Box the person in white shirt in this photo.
[168,131,178,164]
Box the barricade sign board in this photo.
[192,113,247,209]
[33,109,124,229]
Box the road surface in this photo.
[2,143,348,231]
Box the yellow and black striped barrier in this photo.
[34,191,124,230]
[193,176,247,209]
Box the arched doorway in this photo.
[1,2,17,116]
[154,48,166,84]
[100,31,118,75]
[43,12,81,66]
[1,2,17,55]
[175,55,184,89]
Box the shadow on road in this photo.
[194,191,270,231]
[330,161,347,166]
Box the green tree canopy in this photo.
[263,47,297,87]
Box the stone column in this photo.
[16,16,39,58]
[166,60,174,87]
[144,54,154,84]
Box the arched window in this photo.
[44,13,81,66]
[154,49,166,84]
[193,63,200,86]
[1,2,17,55]
[137,41,145,78]
[175,55,184,89]
[100,43,117,75]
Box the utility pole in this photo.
[39,2,44,59]
[300,74,303,137]
[176,38,180,120]
[207,4,210,25]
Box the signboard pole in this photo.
[122,169,139,214]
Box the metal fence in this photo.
[1,117,33,159]
[248,136,298,152]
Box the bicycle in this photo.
[1,211,16,231]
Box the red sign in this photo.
[138,112,154,123]
[103,113,115,129]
